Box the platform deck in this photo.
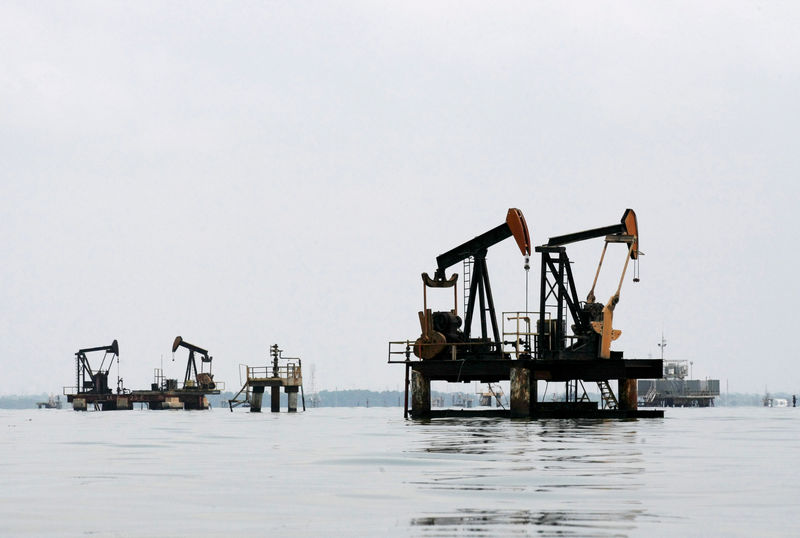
[409,358,663,383]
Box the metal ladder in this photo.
[462,256,473,314]
[645,384,657,404]
[597,380,618,409]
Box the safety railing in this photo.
[387,341,416,363]
[245,364,302,385]
[501,311,538,358]
[391,309,598,362]
[387,340,503,363]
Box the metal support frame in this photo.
[462,250,500,346]
[537,246,586,340]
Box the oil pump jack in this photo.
[534,209,642,410]
[535,209,640,361]
[172,336,216,390]
[414,208,531,361]
[75,340,120,395]
[67,339,133,410]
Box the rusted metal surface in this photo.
[617,379,638,411]
[510,367,530,418]
[411,370,430,417]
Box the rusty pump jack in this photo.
[172,336,216,390]
[535,209,640,361]
[75,340,120,395]
[414,208,531,360]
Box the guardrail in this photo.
[387,340,505,363]
[501,311,537,358]
[245,364,302,384]
[389,310,550,362]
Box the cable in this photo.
[487,383,506,410]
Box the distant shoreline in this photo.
[1,390,795,409]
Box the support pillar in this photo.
[529,376,539,416]
[410,370,430,418]
[271,385,281,412]
[618,379,638,411]
[286,387,299,412]
[250,386,264,412]
[73,398,87,411]
[510,367,531,418]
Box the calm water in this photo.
[1,406,798,536]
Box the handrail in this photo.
[501,311,539,358]
[387,340,505,363]
[245,364,302,383]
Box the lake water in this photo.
[1,406,798,536]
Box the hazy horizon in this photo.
[2,2,798,395]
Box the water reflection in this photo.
[412,508,644,536]
[406,417,649,530]
[416,420,507,455]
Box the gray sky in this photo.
[2,2,798,395]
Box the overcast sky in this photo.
[1,2,798,396]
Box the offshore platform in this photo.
[389,208,663,419]
[638,337,720,407]
[228,344,305,413]
[64,337,223,411]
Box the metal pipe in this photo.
[404,362,410,419]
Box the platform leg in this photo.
[250,386,264,412]
[411,370,430,418]
[618,379,638,411]
[271,386,281,412]
[510,367,531,418]
[286,387,298,412]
